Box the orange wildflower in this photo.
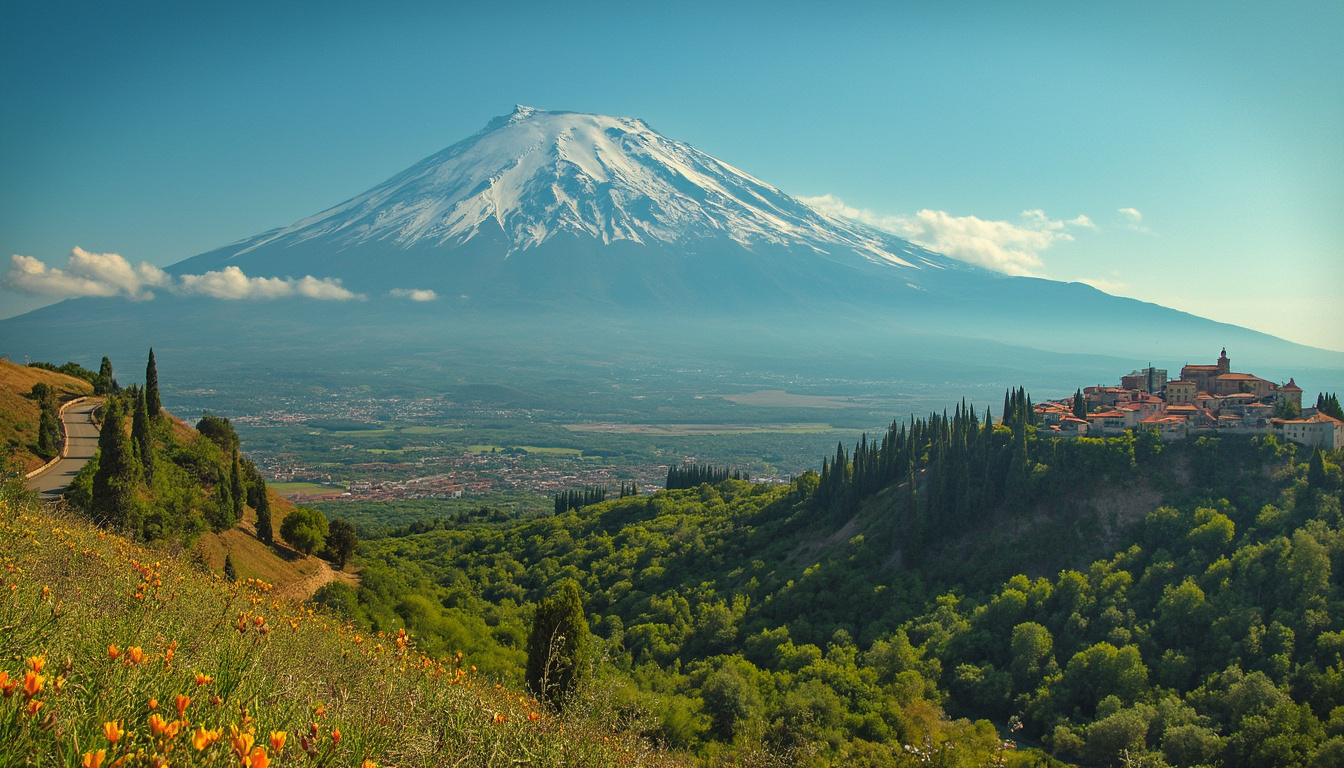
[148,697,158,710]
[125,646,144,666]
[269,731,286,751]
[237,615,249,634]
[103,720,125,744]
[196,673,213,686]
[176,694,191,717]
[22,671,43,700]
[253,615,265,626]
[229,725,255,758]
[108,645,120,660]
[81,749,106,768]
[192,726,222,751]
[24,699,43,717]
[492,713,506,724]
[528,711,540,721]
[360,761,378,768]
[27,655,46,673]
[331,728,341,744]
[149,713,170,737]
[245,747,270,768]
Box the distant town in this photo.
[1035,348,1343,450]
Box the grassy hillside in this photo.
[0,480,675,767]
[0,359,93,472]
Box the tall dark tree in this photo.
[526,579,592,708]
[207,479,234,532]
[95,356,119,395]
[323,518,358,569]
[91,397,138,528]
[255,484,274,544]
[223,553,238,583]
[144,348,161,417]
[132,387,154,485]
[1072,389,1087,419]
[230,450,246,526]
[1318,392,1344,421]
[32,383,62,460]
[1308,448,1329,489]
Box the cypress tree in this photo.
[1072,389,1087,419]
[255,484,274,543]
[145,348,161,417]
[91,397,138,529]
[230,450,246,527]
[208,481,234,532]
[223,553,237,583]
[525,579,592,708]
[132,387,154,485]
[33,383,62,460]
[1308,448,1329,489]
[95,356,119,395]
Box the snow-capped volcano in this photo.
[5,105,1335,384]
[224,105,943,271]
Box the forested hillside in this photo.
[329,400,1344,767]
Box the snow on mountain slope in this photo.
[227,106,950,272]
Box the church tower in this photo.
[1218,348,1230,374]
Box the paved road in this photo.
[27,399,101,500]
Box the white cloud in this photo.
[798,194,912,234]
[801,196,1093,276]
[1118,207,1154,234]
[389,288,439,302]
[4,249,361,301]
[3,247,168,300]
[173,267,361,300]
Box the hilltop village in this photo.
[1037,348,1344,449]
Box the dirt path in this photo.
[272,554,359,602]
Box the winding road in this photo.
[27,399,101,500]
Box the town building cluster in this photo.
[1036,349,1343,450]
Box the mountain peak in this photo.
[507,104,541,124]
[227,107,945,272]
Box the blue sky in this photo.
[2,0,1340,350]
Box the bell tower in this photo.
[1217,348,1230,374]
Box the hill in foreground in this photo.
[0,483,672,767]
